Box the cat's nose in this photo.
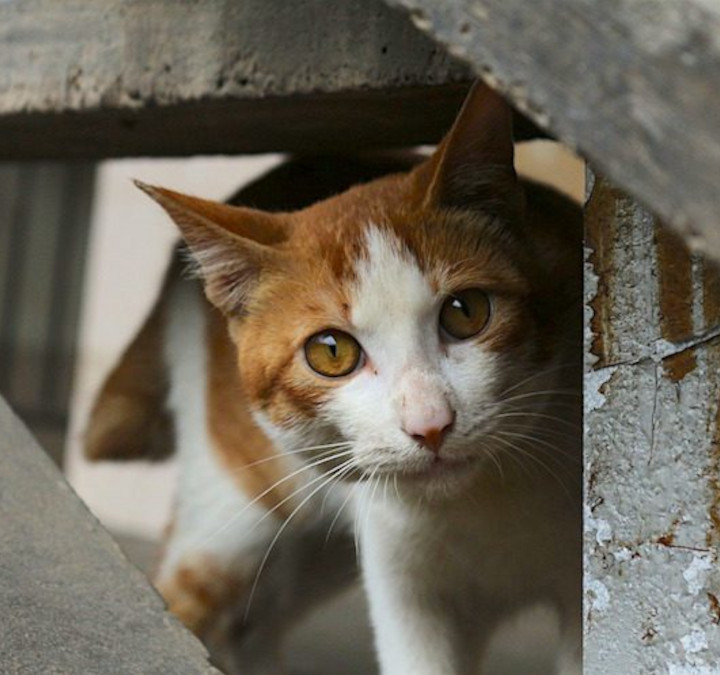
[402,406,455,454]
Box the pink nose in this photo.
[402,406,456,454]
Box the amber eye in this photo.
[304,330,363,377]
[439,289,492,341]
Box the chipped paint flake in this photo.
[612,546,633,562]
[584,366,616,414]
[668,664,718,675]
[584,245,600,369]
[585,578,610,613]
[584,503,612,549]
[682,554,714,596]
[681,629,709,654]
[594,519,612,546]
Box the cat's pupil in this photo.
[320,334,338,358]
[452,297,471,318]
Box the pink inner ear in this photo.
[183,230,280,316]
[136,181,285,316]
[205,265,258,317]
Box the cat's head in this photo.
[139,82,580,498]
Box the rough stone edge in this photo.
[0,395,221,674]
[383,0,720,260]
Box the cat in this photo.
[86,81,582,674]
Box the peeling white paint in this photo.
[655,337,682,360]
[652,326,720,361]
[682,554,713,596]
[594,519,612,546]
[585,578,610,613]
[584,245,600,369]
[668,664,718,675]
[681,629,709,654]
[612,546,633,562]
[584,506,612,547]
[584,366,616,414]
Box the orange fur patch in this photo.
[156,555,245,637]
[206,303,298,518]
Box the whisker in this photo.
[324,467,359,545]
[191,449,357,517]
[499,389,581,405]
[492,410,580,430]
[243,458,356,620]
[223,442,353,477]
[354,468,378,553]
[355,470,382,552]
[494,429,578,464]
[488,432,573,499]
[496,362,579,399]
[489,421,580,445]
[490,433,553,479]
[499,430,581,465]
[479,440,505,483]
[245,455,357,538]
[198,450,356,547]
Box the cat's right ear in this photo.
[419,80,522,224]
[135,181,288,316]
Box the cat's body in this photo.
[87,84,582,674]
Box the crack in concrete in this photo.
[590,324,720,374]
[648,363,659,466]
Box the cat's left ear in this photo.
[421,80,522,222]
[135,181,288,316]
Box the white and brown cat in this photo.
[86,82,582,674]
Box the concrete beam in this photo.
[386,0,720,259]
[0,0,479,158]
[0,397,219,673]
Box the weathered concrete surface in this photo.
[0,0,478,158]
[584,174,720,673]
[0,396,220,674]
[386,0,720,259]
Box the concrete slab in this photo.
[385,0,720,258]
[0,396,219,674]
[0,0,472,158]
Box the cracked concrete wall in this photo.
[584,174,720,672]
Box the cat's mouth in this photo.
[395,455,478,482]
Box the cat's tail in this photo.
[84,259,177,463]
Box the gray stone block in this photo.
[0,396,220,674]
[386,0,720,258]
[0,0,473,158]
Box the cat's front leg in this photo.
[361,519,478,675]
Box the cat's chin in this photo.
[391,455,482,498]
[399,455,475,479]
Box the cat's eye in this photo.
[304,330,363,378]
[439,289,492,341]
